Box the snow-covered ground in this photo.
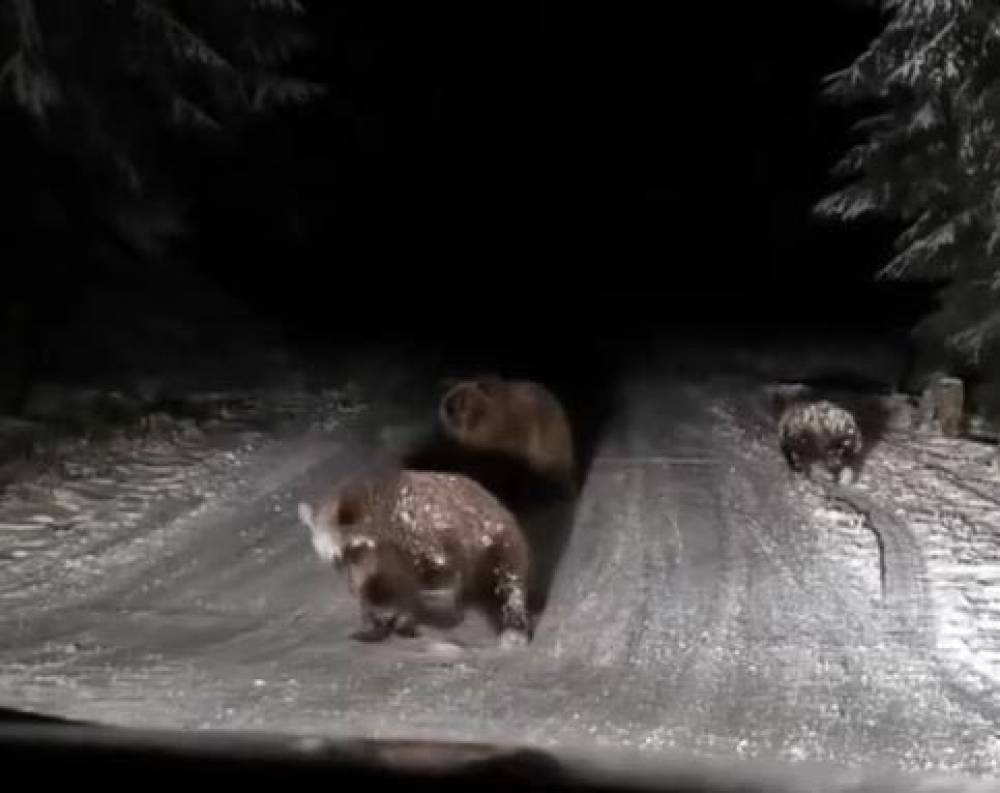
[0,382,367,620]
[2,353,1000,777]
[716,385,1000,711]
[838,430,1000,699]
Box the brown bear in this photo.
[298,467,533,648]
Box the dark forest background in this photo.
[2,2,958,413]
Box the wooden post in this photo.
[916,375,941,432]
[935,376,965,437]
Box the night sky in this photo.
[168,3,932,340]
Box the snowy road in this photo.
[2,359,1000,775]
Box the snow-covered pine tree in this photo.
[816,0,1000,370]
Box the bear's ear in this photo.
[299,501,344,565]
[439,380,474,431]
[460,386,491,433]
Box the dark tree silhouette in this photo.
[1,1,322,409]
